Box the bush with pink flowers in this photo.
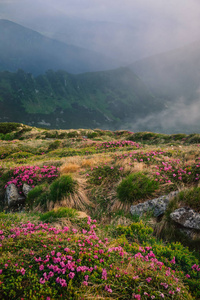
[3,165,59,191]
[0,213,197,299]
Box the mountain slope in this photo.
[130,41,200,102]
[0,68,163,129]
[0,19,119,75]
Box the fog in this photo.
[124,94,200,134]
[1,0,200,133]
[1,0,200,62]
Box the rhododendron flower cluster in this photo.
[95,140,140,150]
[5,165,59,189]
[0,216,196,299]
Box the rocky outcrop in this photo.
[130,191,179,217]
[4,184,25,208]
[22,183,32,197]
[170,207,200,230]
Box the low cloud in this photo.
[126,95,200,134]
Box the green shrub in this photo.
[26,176,77,210]
[152,242,200,299]
[141,132,159,140]
[171,133,187,141]
[0,133,5,140]
[0,147,14,159]
[49,175,76,203]
[117,172,159,203]
[58,132,66,139]
[87,132,98,138]
[2,132,16,140]
[8,151,33,159]
[174,187,200,212]
[48,140,61,150]
[67,131,78,138]
[26,184,48,209]
[0,122,21,134]
[187,134,200,144]
[88,165,122,185]
[40,207,78,222]
[115,221,155,244]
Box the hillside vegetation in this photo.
[0,123,200,299]
[0,68,162,129]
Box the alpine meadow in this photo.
[0,1,200,299]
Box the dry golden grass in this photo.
[54,177,93,211]
[60,154,113,175]
[77,211,88,218]
[132,161,147,172]
[110,199,132,213]
[60,162,80,174]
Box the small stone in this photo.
[170,207,200,230]
[22,183,32,197]
[130,191,179,217]
[5,184,25,207]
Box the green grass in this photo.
[1,124,200,299]
[49,175,77,202]
[174,187,200,213]
[26,176,77,211]
[117,172,159,203]
[40,207,78,222]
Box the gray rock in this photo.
[22,183,32,197]
[5,184,25,207]
[130,191,179,217]
[170,207,200,230]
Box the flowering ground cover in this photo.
[4,165,59,190]
[0,124,200,299]
[0,213,199,299]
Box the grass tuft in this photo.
[117,172,159,204]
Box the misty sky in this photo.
[1,0,200,132]
[1,0,200,60]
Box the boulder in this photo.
[130,191,179,217]
[22,183,32,197]
[170,207,200,230]
[5,184,25,208]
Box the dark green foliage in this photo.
[129,132,171,144]
[187,134,200,144]
[58,132,66,139]
[174,187,200,212]
[152,242,200,299]
[0,169,14,186]
[0,122,21,134]
[0,147,15,159]
[115,222,200,299]
[171,133,187,140]
[40,207,78,222]
[116,221,155,244]
[88,165,122,185]
[117,172,159,203]
[1,132,16,140]
[26,176,77,210]
[67,131,79,138]
[26,184,48,209]
[0,68,164,130]
[48,140,61,151]
[8,151,33,159]
[44,131,59,138]
[49,175,76,203]
[87,132,98,138]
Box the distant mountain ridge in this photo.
[0,19,120,75]
[0,68,163,130]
